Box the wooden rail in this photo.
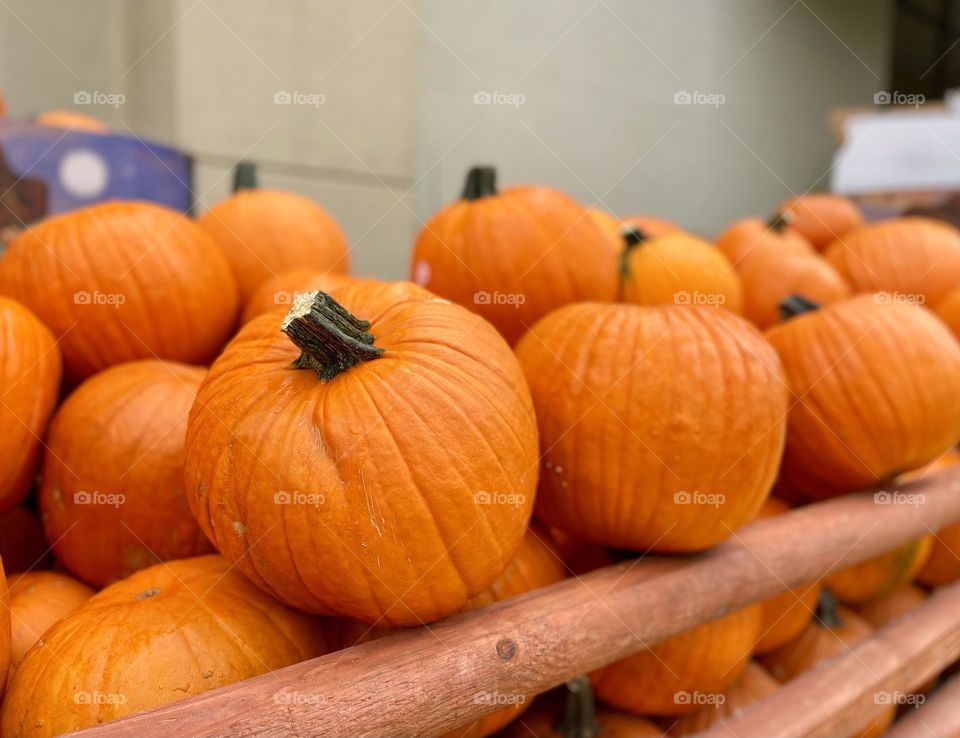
[884,671,960,738]
[67,467,960,738]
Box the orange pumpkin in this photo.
[715,214,812,268]
[667,662,779,736]
[198,184,349,303]
[184,282,538,625]
[0,555,332,737]
[591,602,762,716]
[515,303,787,552]
[0,201,239,383]
[824,536,932,604]
[34,110,109,133]
[934,288,960,339]
[779,194,864,251]
[0,297,61,510]
[857,584,928,629]
[899,449,960,587]
[620,229,742,313]
[0,558,9,696]
[825,217,960,306]
[753,498,821,654]
[587,208,625,250]
[0,507,50,573]
[39,360,213,587]
[242,268,355,324]
[410,167,618,345]
[7,571,93,669]
[621,215,683,239]
[767,294,960,501]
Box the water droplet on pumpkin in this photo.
[554,466,563,474]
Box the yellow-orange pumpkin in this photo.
[666,662,779,736]
[778,194,864,251]
[7,571,93,669]
[715,215,812,269]
[825,537,932,604]
[242,268,355,324]
[410,167,618,345]
[185,282,538,625]
[39,360,213,587]
[515,302,787,552]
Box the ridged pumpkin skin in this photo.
[857,584,928,629]
[7,571,94,668]
[753,498,821,654]
[825,536,932,604]
[620,233,743,314]
[715,216,812,268]
[198,189,349,302]
[592,603,762,716]
[185,281,539,626]
[740,252,850,329]
[0,556,331,737]
[496,690,663,738]
[39,360,213,587]
[0,559,9,696]
[667,662,779,736]
[767,295,960,500]
[0,507,49,573]
[34,110,109,133]
[515,303,787,552]
[410,170,618,345]
[242,268,354,324]
[0,201,239,383]
[779,194,864,251]
[0,298,61,510]
[825,217,960,306]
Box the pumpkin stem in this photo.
[556,676,600,738]
[233,161,258,192]
[766,211,793,232]
[779,294,820,321]
[281,291,384,382]
[816,589,843,628]
[462,166,498,200]
[619,225,647,279]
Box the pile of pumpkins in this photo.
[1,159,960,738]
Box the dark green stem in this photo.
[462,166,497,200]
[619,225,647,279]
[779,295,820,321]
[816,589,843,629]
[281,291,384,382]
[766,211,792,232]
[556,676,600,738]
[233,161,258,192]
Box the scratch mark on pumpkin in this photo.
[232,521,246,537]
[360,471,385,538]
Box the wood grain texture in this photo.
[64,467,960,738]
[884,672,960,738]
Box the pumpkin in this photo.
[739,251,850,329]
[0,507,49,573]
[715,214,812,269]
[753,497,821,654]
[856,584,928,629]
[824,217,960,306]
[586,208,625,250]
[778,194,864,251]
[184,282,538,626]
[34,110,109,133]
[242,268,355,324]
[0,558,9,696]
[0,201,239,383]
[934,288,960,339]
[548,529,612,576]
[767,294,960,501]
[591,600,762,716]
[514,302,787,552]
[903,449,960,587]
[824,536,932,604]
[619,229,743,313]
[621,215,683,240]
[0,297,61,510]
[666,662,779,736]
[6,571,93,669]
[198,177,349,303]
[39,360,213,587]
[410,166,618,345]
[0,555,332,737]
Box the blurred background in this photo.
[0,0,952,278]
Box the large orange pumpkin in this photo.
[198,184,349,302]
[410,167,618,345]
[715,214,812,269]
[824,217,960,306]
[242,268,355,324]
[667,662,779,736]
[0,555,332,737]
[34,110,109,133]
[185,282,538,625]
[515,303,787,552]
[0,507,49,573]
[779,194,864,251]
[0,202,238,383]
[39,360,213,587]
[767,294,960,501]
[7,571,94,669]
[934,288,960,339]
[824,536,932,604]
[619,229,743,314]
[0,558,9,696]
[0,297,61,511]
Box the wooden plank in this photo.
[64,468,960,738]
[884,671,960,738]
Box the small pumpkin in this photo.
[619,228,742,313]
[0,558,9,696]
[715,214,812,269]
[824,536,932,604]
[185,282,538,625]
[242,268,355,324]
[778,194,864,251]
[902,449,960,587]
[767,294,960,501]
[515,302,787,552]
[753,497,821,654]
[410,166,618,345]
[825,217,960,306]
[0,555,332,737]
[198,171,349,302]
[666,662,779,736]
[0,507,49,574]
[0,297,61,510]
[857,584,928,629]
[7,571,94,669]
[34,110,109,133]
[0,201,239,383]
[39,360,213,587]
